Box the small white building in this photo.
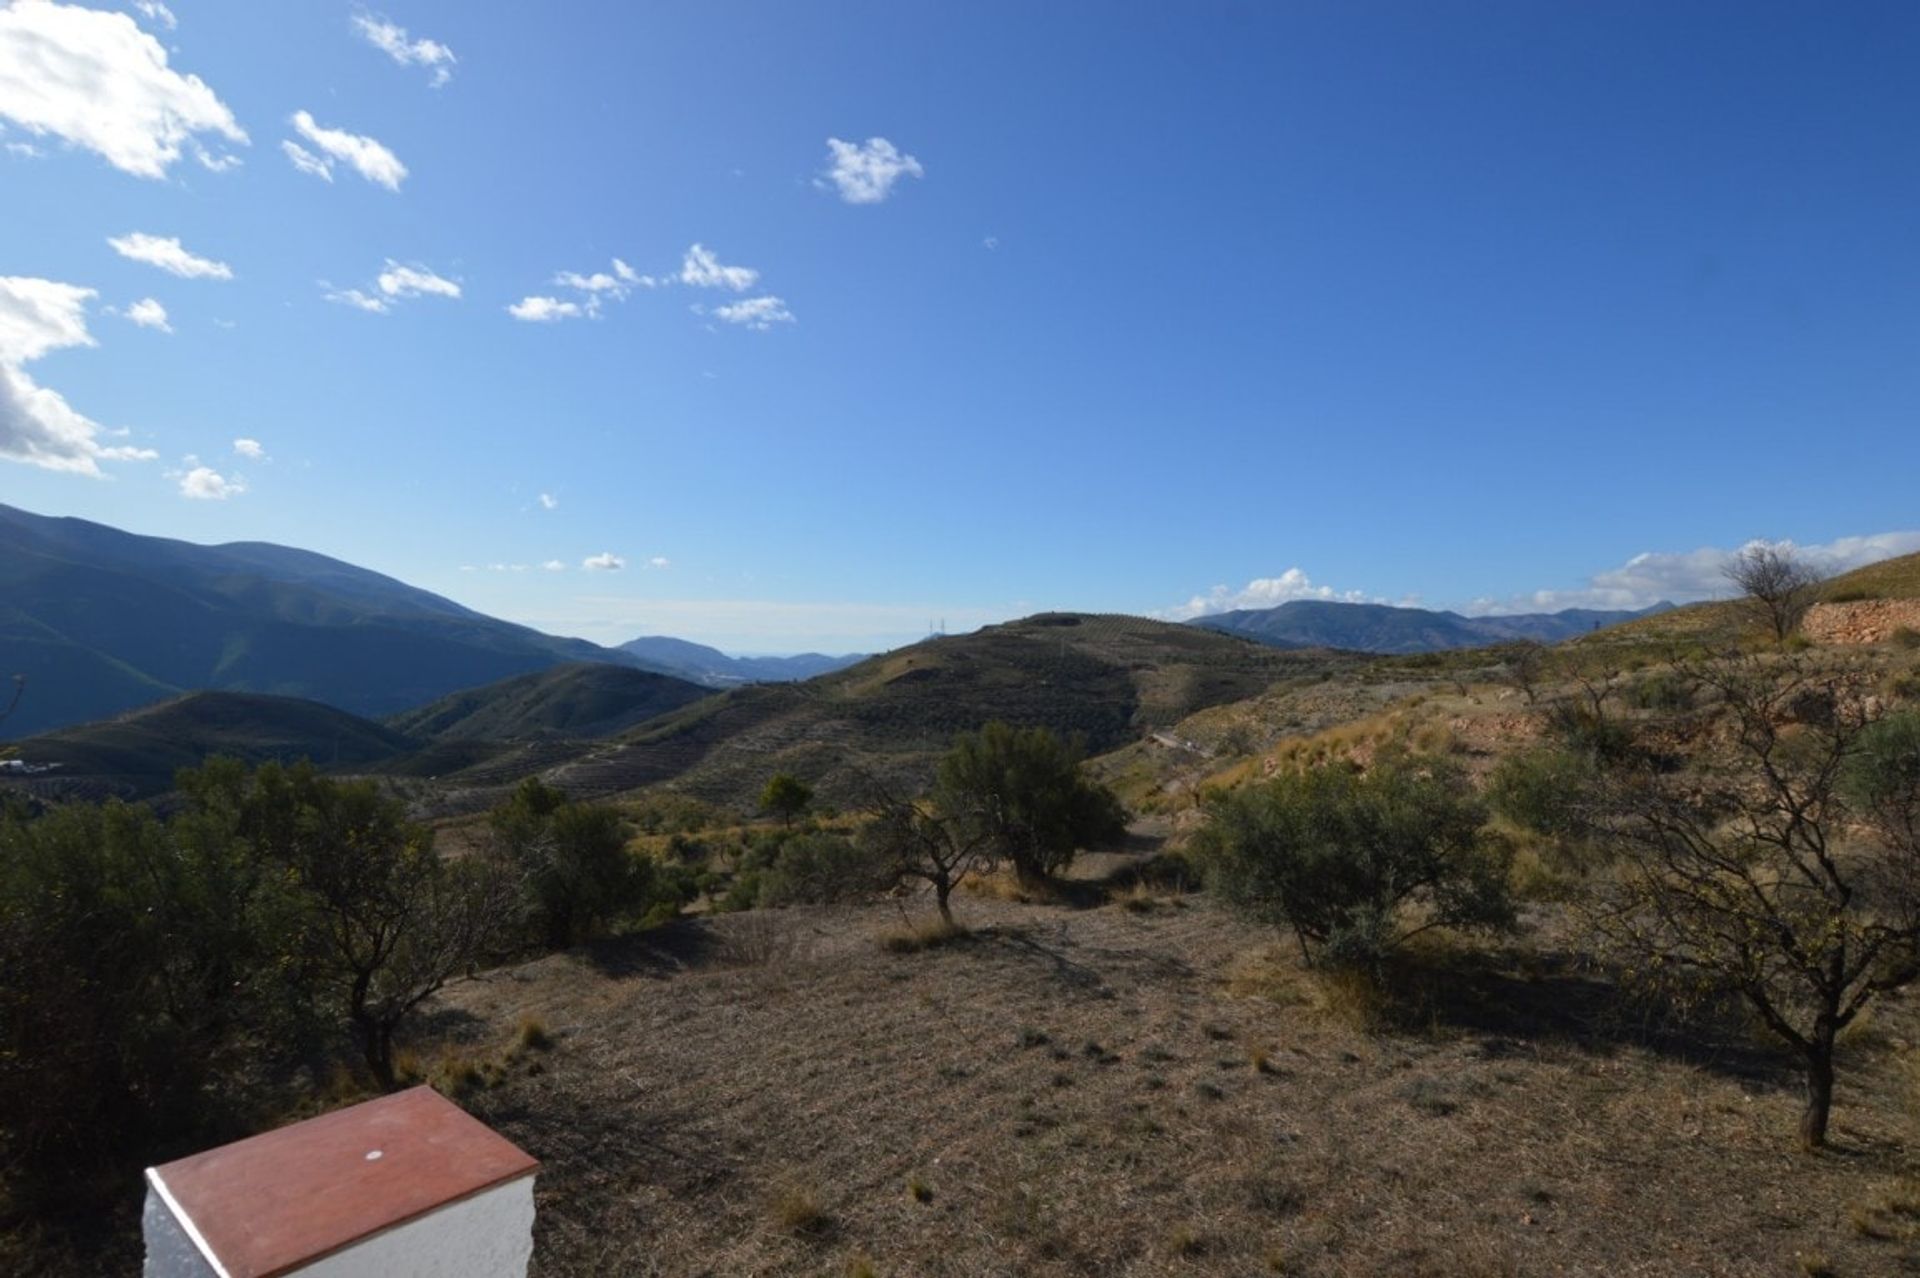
[143,1086,539,1278]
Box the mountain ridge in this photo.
[1193,598,1674,654]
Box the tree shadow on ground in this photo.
[575,917,726,979]
[1387,946,1788,1086]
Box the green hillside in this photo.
[8,692,419,798]
[386,662,714,741]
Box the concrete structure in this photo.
[143,1087,538,1278]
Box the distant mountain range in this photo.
[1192,599,1673,654]
[617,636,865,686]
[0,505,858,738]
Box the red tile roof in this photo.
[149,1086,538,1278]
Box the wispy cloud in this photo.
[1473,532,1920,615]
[130,2,176,31]
[507,295,582,323]
[350,11,456,87]
[0,275,156,474]
[324,260,460,313]
[0,1,246,177]
[1158,568,1370,621]
[376,261,460,300]
[280,139,332,182]
[288,110,406,190]
[120,297,170,332]
[538,492,558,510]
[582,552,626,571]
[679,244,758,291]
[232,437,265,460]
[177,463,244,500]
[819,136,923,204]
[107,232,232,280]
[510,257,649,323]
[709,296,794,330]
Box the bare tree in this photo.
[856,773,997,926]
[1723,544,1825,642]
[1586,653,1920,1148]
[1499,641,1549,705]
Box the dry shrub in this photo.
[877,916,969,953]
[516,1015,554,1052]
[720,910,809,968]
[770,1183,831,1237]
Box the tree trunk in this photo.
[1800,1037,1836,1150]
[935,878,954,926]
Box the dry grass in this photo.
[393,888,1920,1278]
[876,915,969,953]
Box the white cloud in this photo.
[537,492,558,510]
[582,551,625,571]
[0,1,245,178]
[107,231,232,280]
[194,148,239,172]
[289,110,405,190]
[1477,532,1920,615]
[130,1,174,30]
[647,556,670,569]
[820,136,923,204]
[1159,568,1370,621]
[323,261,459,314]
[507,295,582,323]
[121,297,169,331]
[324,287,389,314]
[541,559,566,572]
[679,244,758,291]
[5,138,40,157]
[710,295,793,330]
[280,139,333,182]
[232,437,265,459]
[350,11,455,87]
[0,275,155,474]
[178,463,243,499]
[376,260,460,300]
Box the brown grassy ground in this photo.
[420,880,1920,1278]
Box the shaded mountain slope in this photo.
[1195,599,1669,654]
[0,503,653,737]
[617,636,865,686]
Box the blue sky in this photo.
[3,1,1917,653]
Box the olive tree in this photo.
[1194,753,1513,972]
[934,721,1128,884]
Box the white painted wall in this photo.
[292,1177,535,1278]
[142,1183,218,1278]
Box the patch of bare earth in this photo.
[429,889,1920,1277]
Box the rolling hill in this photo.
[7,691,418,798]
[0,503,665,738]
[386,662,714,742]
[520,612,1365,811]
[1194,598,1670,653]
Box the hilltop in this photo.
[386,662,713,742]
[527,613,1363,812]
